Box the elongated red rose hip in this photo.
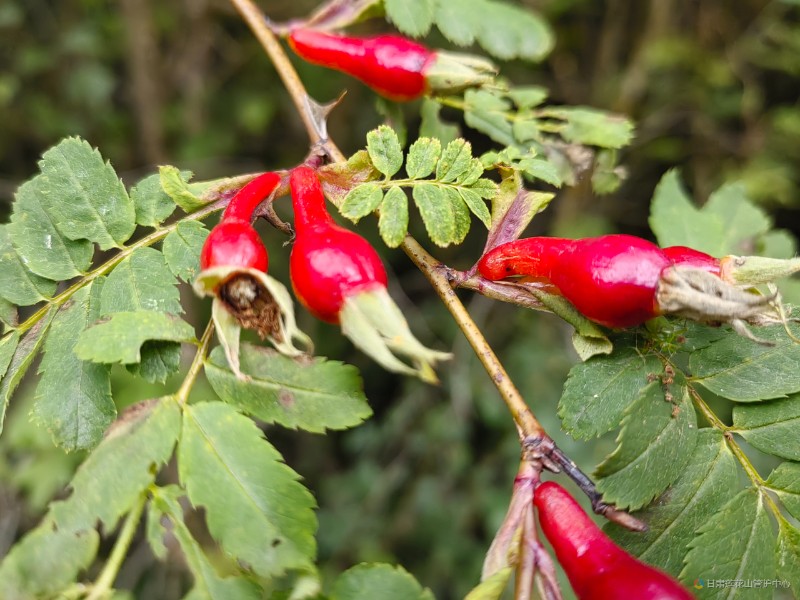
[535,482,694,600]
[288,29,495,101]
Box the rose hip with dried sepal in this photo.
[288,165,450,382]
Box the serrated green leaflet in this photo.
[126,341,182,384]
[690,325,800,401]
[464,567,513,600]
[131,171,180,228]
[162,220,209,282]
[508,86,548,109]
[33,286,114,451]
[367,125,403,178]
[178,402,317,577]
[464,90,515,145]
[49,397,180,532]
[332,563,434,600]
[595,380,697,510]
[512,119,540,143]
[385,0,434,36]
[414,183,455,246]
[777,517,800,593]
[0,224,57,306]
[458,188,491,228]
[544,107,634,149]
[379,186,409,248]
[37,137,135,249]
[205,344,372,433]
[733,395,800,460]
[406,137,441,179]
[0,521,99,599]
[100,247,183,315]
[458,158,484,186]
[474,0,553,61]
[605,429,737,575]
[150,485,262,600]
[445,187,471,244]
[9,178,93,280]
[341,183,384,222]
[766,462,800,520]
[0,306,56,435]
[681,489,776,597]
[434,0,477,45]
[75,311,196,364]
[559,345,661,439]
[518,158,562,187]
[436,139,473,183]
[159,165,206,212]
[419,99,459,144]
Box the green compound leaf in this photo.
[341,183,384,222]
[50,397,180,532]
[559,345,662,439]
[332,563,434,600]
[0,225,57,306]
[733,395,800,461]
[33,285,114,451]
[766,462,800,521]
[131,172,180,228]
[543,107,634,149]
[385,0,434,36]
[595,380,698,510]
[100,247,183,316]
[436,139,473,183]
[681,488,776,595]
[446,187,471,244]
[690,325,800,402]
[605,429,737,576]
[75,311,196,365]
[159,165,206,212]
[406,137,441,180]
[0,522,98,600]
[9,178,93,280]
[464,89,515,145]
[126,341,182,384]
[413,183,455,247]
[36,137,135,249]
[0,306,56,435]
[205,343,372,433]
[777,517,800,593]
[162,220,209,282]
[178,402,317,578]
[458,188,492,229]
[150,486,262,600]
[379,186,409,248]
[367,125,403,178]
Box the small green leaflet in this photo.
[690,325,800,402]
[341,183,384,222]
[704,182,771,251]
[205,344,372,433]
[777,517,800,593]
[406,138,441,180]
[542,107,634,149]
[36,137,135,250]
[332,563,434,600]
[436,139,473,183]
[606,429,737,576]
[49,397,180,532]
[379,186,409,248]
[508,86,548,109]
[159,165,206,212]
[33,285,114,451]
[75,311,196,365]
[419,99,459,144]
[733,395,800,460]
[0,332,19,383]
[459,188,491,228]
[559,345,661,439]
[100,246,183,315]
[447,187,471,244]
[414,183,455,246]
[130,171,181,228]
[766,462,800,520]
[9,178,93,280]
[384,0,434,36]
[470,0,553,61]
[464,90,515,146]
[681,489,776,597]
[0,224,57,306]
[367,125,403,178]
[162,220,209,282]
[149,485,262,600]
[126,341,182,384]
[0,521,98,599]
[0,306,56,435]
[594,380,697,510]
[178,402,317,578]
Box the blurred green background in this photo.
[1,0,799,598]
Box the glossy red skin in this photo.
[199,220,268,272]
[534,482,694,600]
[662,246,721,275]
[289,166,388,323]
[478,235,671,328]
[288,29,435,101]
[222,172,281,223]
